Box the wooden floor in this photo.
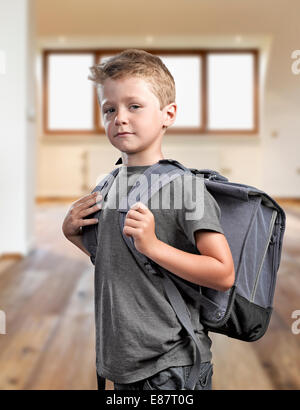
[0,199,299,390]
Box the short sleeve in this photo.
[82,218,99,265]
[176,175,224,247]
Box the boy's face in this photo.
[97,76,176,157]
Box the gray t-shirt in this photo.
[92,163,224,384]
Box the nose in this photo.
[114,107,128,126]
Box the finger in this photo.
[80,218,99,226]
[123,225,135,237]
[80,202,102,218]
[74,192,98,207]
[124,218,140,229]
[76,193,102,210]
[130,202,148,213]
[126,209,144,220]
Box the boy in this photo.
[62,49,235,390]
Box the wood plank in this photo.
[210,332,274,390]
[0,314,59,389]
[250,311,300,389]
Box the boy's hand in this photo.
[123,202,158,255]
[62,192,102,238]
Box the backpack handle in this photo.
[190,168,228,182]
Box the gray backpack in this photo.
[82,158,286,390]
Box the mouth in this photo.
[115,132,134,137]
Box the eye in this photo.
[130,105,140,110]
[104,108,114,114]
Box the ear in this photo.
[163,102,177,128]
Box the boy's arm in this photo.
[144,231,235,292]
[65,230,91,257]
[62,192,102,259]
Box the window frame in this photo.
[43,48,259,135]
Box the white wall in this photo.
[0,0,36,256]
[262,29,300,196]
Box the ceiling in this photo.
[35,0,299,37]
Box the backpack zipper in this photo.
[267,222,283,304]
[250,209,278,303]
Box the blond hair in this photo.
[88,49,176,110]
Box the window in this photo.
[47,52,95,131]
[43,48,258,135]
[159,55,202,128]
[207,52,256,131]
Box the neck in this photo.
[121,152,165,167]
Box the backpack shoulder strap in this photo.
[118,159,189,249]
[82,166,120,265]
